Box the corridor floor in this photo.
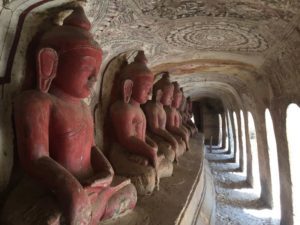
[206,147,280,225]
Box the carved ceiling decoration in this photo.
[136,0,297,22]
[87,0,299,62]
[84,0,300,101]
[165,21,268,52]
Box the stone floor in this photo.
[101,135,208,225]
[206,146,280,225]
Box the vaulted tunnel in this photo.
[0,1,300,225]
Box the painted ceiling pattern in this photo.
[86,0,300,101]
[88,0,299,61]
[164,21,268,52]
[137,0,297,22]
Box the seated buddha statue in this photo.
[178,89,191,135]
[165,80,190,151]
[142,88,177,162]
[1,7,136,225]
[109,51,173,195]
[153,73,186,157]
[179,91,197,136]
[184,96,198,136]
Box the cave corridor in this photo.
[0,0,300,225]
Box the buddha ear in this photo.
[36,48,58,93]
[156,89,163,102]
[122,79,133,103]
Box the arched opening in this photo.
[265,109,281,219]
[191,114,195,123]
[218,113,222,147]
[248,112,261,194]
[286,103,300,224]
[221,112,228,150]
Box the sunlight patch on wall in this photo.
[286,103,300,225]
[265,109,281,219]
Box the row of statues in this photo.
[1,7,197,225]
[109,55,198,196]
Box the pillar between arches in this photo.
[270,98,293,225]
[236,111,244,172]
[229,111,237,161]
[253,109,273,208]
[243,111,253,187]
[221,112,227,149]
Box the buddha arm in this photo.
[83,146,113,188]
[120,136,157,167]
[14,93,90,224]
[111,108,157,166]
[166,112,190,148]
[181,124,190,136]
[148,116,178,149]
[153,128,178,149]
[167,125,187,140]
[166,110,185,137]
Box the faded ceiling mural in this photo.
[0,0,299,103]
[87,0,299,58]
[84,0,300,102]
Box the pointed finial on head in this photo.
[162,72,170,79]
[134,51,148,64]
[63,6,91,31]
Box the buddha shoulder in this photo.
[14,90,53,113]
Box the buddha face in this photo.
[160,85,174,106]
[172,90,183,109]
[53,48,102,98]
[131,75,154,104]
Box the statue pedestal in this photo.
[101,133,216,225]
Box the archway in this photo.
[286,103,300,224]
[218,113,222,147]
[248,112,261,194]
[265,109,281,219]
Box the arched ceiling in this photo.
[1,0,299,108]
[86,0,300,108]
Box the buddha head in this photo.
[36,7,102,99]
[179,87,187,112]
[120,51,154,104]
[171,82,183,109]
[153,72,174,106]
[186,96,192,113]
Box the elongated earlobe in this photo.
[122,79,133,103]
[37,48,58,93]
[156,89,163,102]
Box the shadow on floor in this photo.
[206,147,280,225]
